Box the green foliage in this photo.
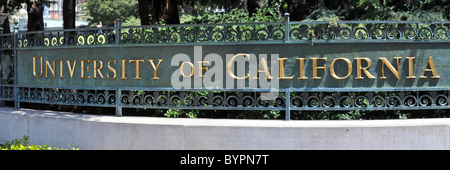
[164,109,199,118]
[5,0,55,14]
[1,135,78,150]
[161,108,282,120]
[336,0,448,21]
[181,0,284,24]
[291,109,450,120]
[336,110,364,120]
[2,135,30,149]
[392,10,445,21]
[82,0,139,27]
[79,0,450,27]
[121,16,141,27]
[263,110,281,119]
[304,7,340,21]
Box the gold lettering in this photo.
[107,60,117,79]
[80,60,90,79]
[120,59,127,79]
[32,56,43,78]
[355,57,375,79]
[380,57,401,79]
[278,58,294,79]
[59,60,64,78]
[129,59,144,80]
[311,57,327,79]
[66,60,77,78]
[420,56,440,78]
[196,61,209,77]
[227,53,250,80]
[254,57,273,79]
[296,58,307,79]
[45,60,56,78]
[148,59,163,79]
[93,60,105,79]
[405,57,416,78]
[330,58,352,79]
[180,62,194,77]
[32,56,439,82]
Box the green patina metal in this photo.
[1,16,450,118]
[17,42,449,90]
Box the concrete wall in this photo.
[0,107,449,150]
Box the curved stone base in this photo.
[0,107,449,150]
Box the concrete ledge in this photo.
[0,107,449,149]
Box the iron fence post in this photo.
[116,88,122,116]
[284,13,290,42]
[115,18,120,46]
[285,88,290,120]
[13,20,19,109]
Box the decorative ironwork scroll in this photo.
[4,87,446,111]
[12,20,450,49]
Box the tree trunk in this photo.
[63,0,76,29]
[138,0,151,25]
[0,0,9,33]
[151,0,179,24]
[1,18,9,33]
[26,0,44,31]
[151,0,162,24]
[247,0,257,17]
[165,0,179,24]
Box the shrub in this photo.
[0,135,78,150]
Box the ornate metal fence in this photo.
[1,14,450,120]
